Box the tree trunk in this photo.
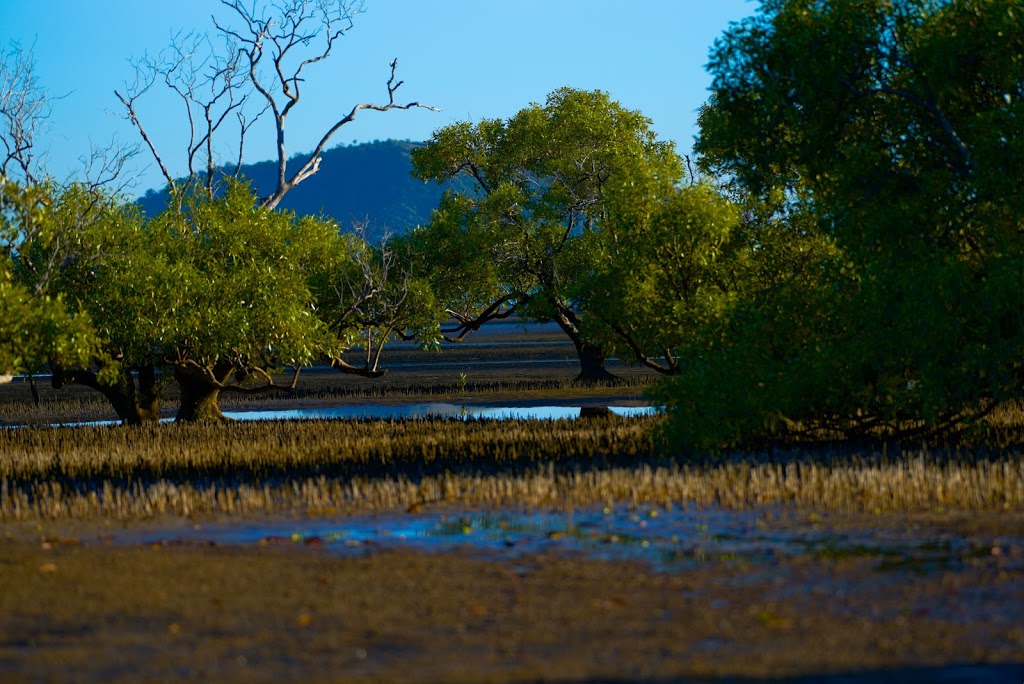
[572,338,618,382]
[51,364,161,426]
[579,406,616,419]
[174,365,227,422]
[548,301,617,382]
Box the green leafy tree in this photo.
[148,183,341,421]
[45,181,345,422]
[578,182,745,375]
[38,179,425,424]
[40,182,172,424]
[0,181,98,384]
[663,0,1024,447]
[311,225,443,377]
[410,87,683,380]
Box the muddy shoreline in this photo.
[2,507,1023,682]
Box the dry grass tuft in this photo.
[2,416,1022,522]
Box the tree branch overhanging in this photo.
[258,57,440,209]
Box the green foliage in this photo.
[312,229,445,366]
[410,88,684,377]
[143,181,337,371]
[663,0,1024,448]
[0,181,98,375]
[46,183,159,369]
[11,172,426,421]
[579,182,745,373]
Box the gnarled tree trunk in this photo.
[51,362,161,425]
[133,364,162,423]
[173,363,230,423]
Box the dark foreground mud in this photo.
[2,516,1022,683]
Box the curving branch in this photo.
[219,364,302,395]
[175,357,301,395]
[255,56,441,209]
[115,72,175,191]
[441,295,520,343]
[325,355,386,378]
[606,320,679,375]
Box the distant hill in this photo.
[136,139,462,239]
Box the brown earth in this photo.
[1,528,1022,683]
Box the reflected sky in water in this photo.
[114,504,1021,576]
[228,404,659,422]
[7,403,660,429]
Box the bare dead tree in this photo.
[118,0,438,209]
[217,0,440,208]
[0,42,50,184]
[116,29,254,201]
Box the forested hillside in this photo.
[136,140,460,238]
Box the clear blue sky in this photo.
[1,0,757,196]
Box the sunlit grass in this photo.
[1,416,1021,521]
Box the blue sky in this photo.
[1,1,757,196]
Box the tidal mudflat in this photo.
[1,337,1022,681]
[2,505,1023,682]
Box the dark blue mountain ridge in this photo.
[136,139,465,240]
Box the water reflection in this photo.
[5,403,660,429]
[228,404,659,422]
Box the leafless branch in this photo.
[115,66,175,190]
[0,42,50,184]
[440,295,520,342]
[233,102,268,177]
[80,137,142,193]
[258,54,441,209]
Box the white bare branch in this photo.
[119,1,437,211]
[0,42,50,184]
[115,65,176,190]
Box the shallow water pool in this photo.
[227,403,659,422]
[116,504,1022,575]
[13,403,659,428]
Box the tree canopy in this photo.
[409,87,683,379]
[0,181,98,380]
[659,0,1024,448]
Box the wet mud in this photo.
[2,508,1022,682]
